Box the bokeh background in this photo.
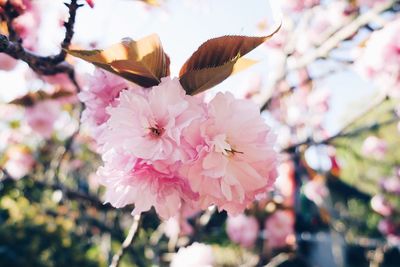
[0,0,400,266]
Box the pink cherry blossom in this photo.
[357,18,400,97]
[381,176,400,194]
[185,92,278,215]
[361,136,387,160]
[275,160,296,207]
[388,235,400,247]
[226,214,259,248]
[171,242,215,267]
[378,219,395,235]
[42,73,77,95]
[102,77,201,164]
[306,2,348,44]
[0,54,18,71]
[12,1,41,51]
[303,179,329,206]
[25,100,61,139]
[164,217,181,240]
[264,210,295,249]
[97,150,198,219]
[357,0,385,8]
[371,195,393,217]
[79,69,130,138]
[86,0,95,8]
[164,203,201,237]
[282,0,320,12]
[4,146,35,180]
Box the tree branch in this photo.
[289,0,398,71]
[1,1,23,43]
[0,0,82,78]
[110,215,142,267]
[282,113,399,153]
[50,0,82,64]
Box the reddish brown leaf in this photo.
[179,25,281,95]
[67,34,170,88]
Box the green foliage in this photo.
[332,99,399,238]
[0,185,106,267]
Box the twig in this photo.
[0,174,131,212]
[257,0,397,111]
[264,253,290,267]
[2,2,23,43]
[50,0,81,64]
[0,0,82,76]
[282,114,398,153]
[110,215,142,267]
[289,0,398,71]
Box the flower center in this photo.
[148,125,164,138]
[212,134,243,156]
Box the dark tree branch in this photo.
[50,0,82,64]
[2,2,23,43]
[0,1,82,79]
[0,34,75,75]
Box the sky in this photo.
[0,0,379,134]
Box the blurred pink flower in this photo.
[0,54,18,71]
[164,216,181,239]
[185,92,278,215]
[12,1,41,50]
[275,161,296,207]
[164,203,201,237]
[303,179,329,206]
[357,18,400,97]
[4,146,35,180]
[388,235,400,247]
[171,242,215,267]
[282,0,320,12]
[381,176,400,194]
[98,151,198,219]
[79,69,129,138]
[265,210,295,249]
[358,0,385,8]
[361,136,387,160]
[42,73,77,95]
[307,88,331,127]
[26,100,60,138]
[86,0,94,8]
[378,219,395,235]
[371,195,393,217]
[226,214,259,248]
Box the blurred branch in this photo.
[0,173,132,213]
[282,112,398,153]
[327,174,371,202]
[110,215,141,267]
[258,0,397,111]
[260,66,346,112]
[0,0,82,78]
[290,0,398,71]
[264,253,290,267]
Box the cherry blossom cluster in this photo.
[357,18,400,98]
[79,70,278,219]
